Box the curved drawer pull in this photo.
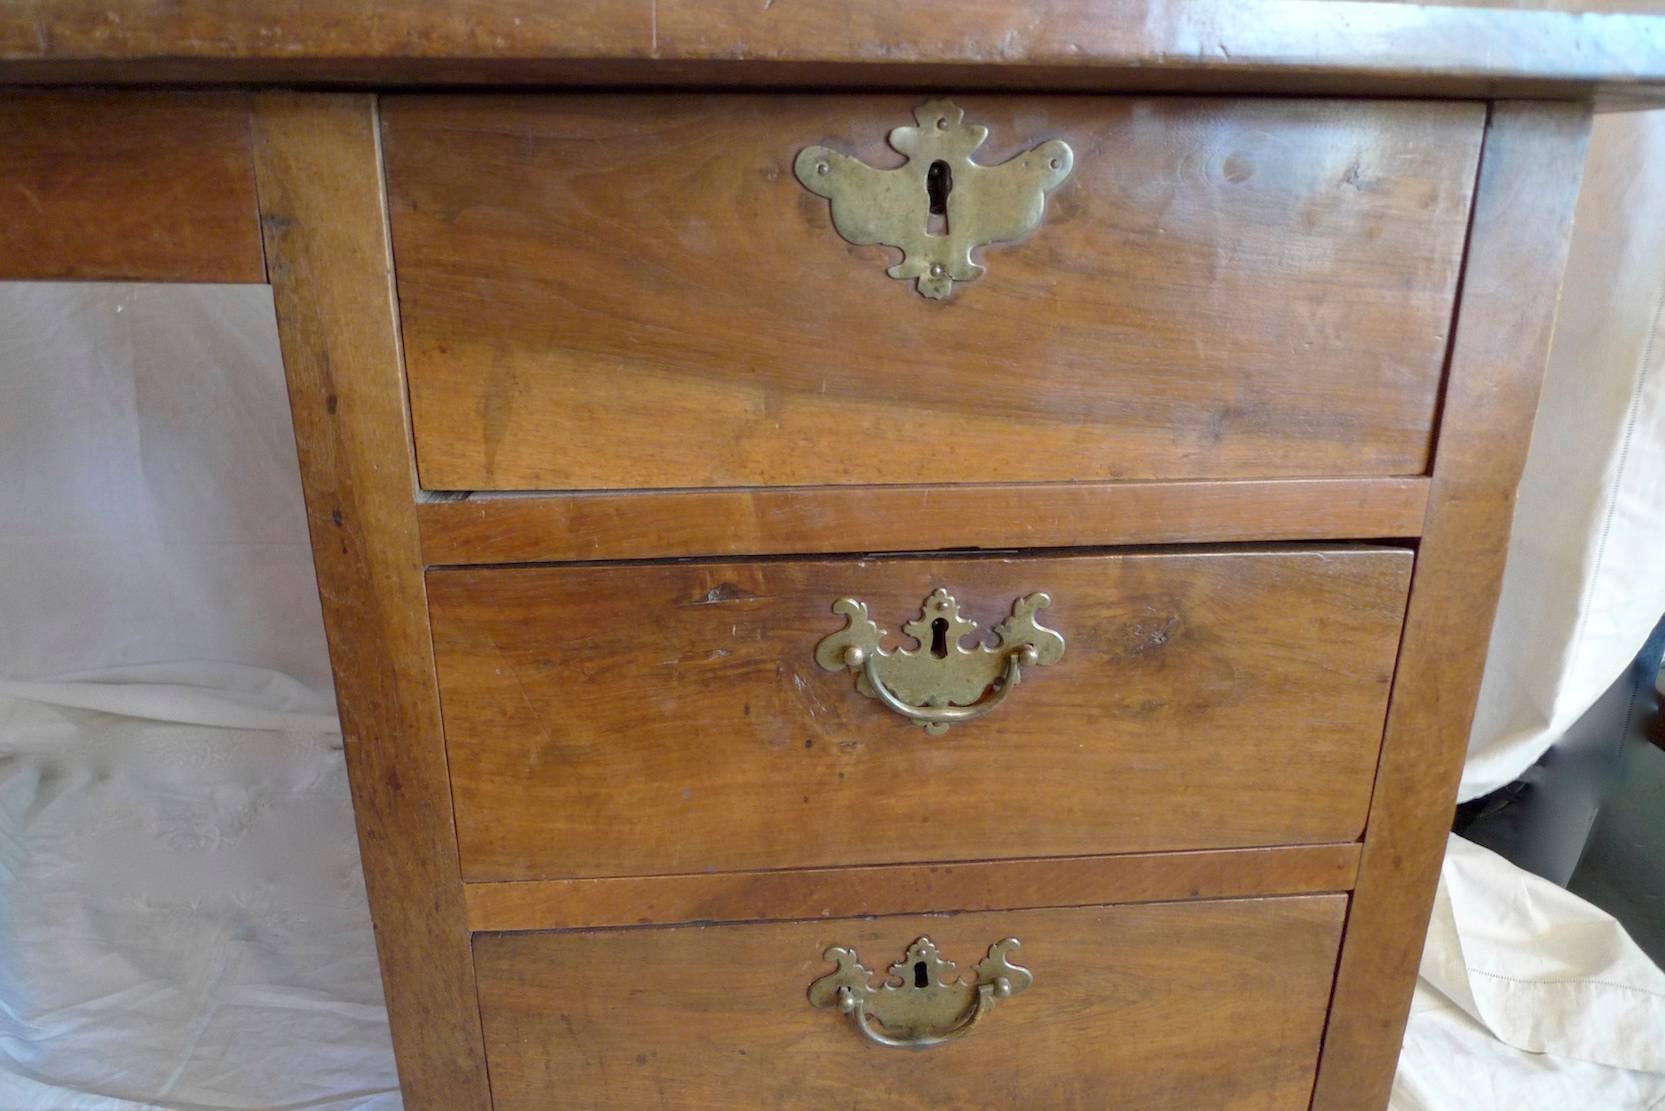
[861,645,1032,729]
[808,936,1031,1049]
[814,589,1064,734]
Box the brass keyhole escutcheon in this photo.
[794,98,1074,299]
[808,936,1032,1049]
[814,588,1065,733]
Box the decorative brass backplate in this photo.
[794,98,1073,299]
[815,588,1064,734]
[808,936,1031,1049]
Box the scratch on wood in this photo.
[790,670,833,720]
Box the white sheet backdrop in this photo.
[1397,109,1665,1109]
[0,282,331,688]
[1,103,1663,1104]
[1462,111,1665,802]
[0,283,397,1108]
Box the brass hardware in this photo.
[794,98,1074,299]
[815,588,1064,734]
[808,936,1031,1049]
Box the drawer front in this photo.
[430,548,1410,881]
[384,95,1482,492]
[476,896,1346,1109]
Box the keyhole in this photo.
[930,617,950,659]
[913,961,930,988]
[926,159,952,236]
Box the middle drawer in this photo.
[430,547,1409,882]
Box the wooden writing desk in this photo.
[5,4,1664,1106]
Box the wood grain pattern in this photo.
[1,0,650,69]
[418,477,1431,566]
[1312,104,1594,1111]
[430,548,1411,882]
[384,95,1481,492]
[476,896,1347,1110]
[252,94,489,1110]
[0,92,262,282]
[465,843,1361,932]
[4,1,1665,106]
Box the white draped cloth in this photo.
[1394,837,1665,1110]
[0,283,395,1108]
[1393,111,1665,1109]
[1462,112,1665,804]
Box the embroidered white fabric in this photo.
[0,283,396,1108]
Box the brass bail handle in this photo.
[814,589,1065,734]
[808,936,1032,1049]
[832,979,1004,1049]
[842,642,1037,730]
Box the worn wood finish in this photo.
[385,95,1481,492]
[418,476,1431,566]
[252,94,489,1110]
[430,548,1411,881]
[476,896,1346,1109]
[0,0,651,73]
[0,92,262,283]
[465,843,1361,932]
[1313,104,1594,1111]
[5,2,1665,105]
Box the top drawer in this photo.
[383,95,1483,492]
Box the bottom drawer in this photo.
[475,895,1345,1109]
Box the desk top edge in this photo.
[3,1,1665,108]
